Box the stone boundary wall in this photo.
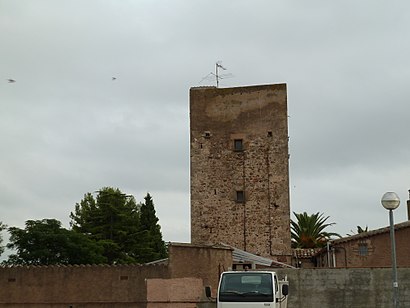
[276,268,410,308]
[0,243,232,308]
[0,263,169,307]
[2,246,409,308]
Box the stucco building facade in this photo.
[190,84,291,262]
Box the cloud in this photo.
[1,0,410,253]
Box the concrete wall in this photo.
[276,268,410,308]
[190,84,291,262]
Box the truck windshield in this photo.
[219,273,273,302]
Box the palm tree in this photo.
[291,212,341,248]
[347,225,368,236]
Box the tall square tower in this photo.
[190,84,291,262]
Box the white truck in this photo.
[205,271,289,308]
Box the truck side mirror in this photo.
[205,286,212,298]
[282,284,289,296]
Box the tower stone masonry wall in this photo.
[190,84,291,262]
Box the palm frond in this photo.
[291,211,341,248]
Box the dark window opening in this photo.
[236,191,245,203]
[234,139,243,151]
[204,131,211,138]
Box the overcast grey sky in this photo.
[1,1,410,249]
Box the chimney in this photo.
[407,190,410,220]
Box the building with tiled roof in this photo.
[315,220,410,268]
[292,248,322,268]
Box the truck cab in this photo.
[206,271,289,308]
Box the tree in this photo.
[347,225,369,236]
[357,225,368,233]
[70,187,142,264]
[4,219,106,265]
[0,222,6,256]
[291,212,341,248]
[137,193,167,262]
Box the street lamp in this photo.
[381,191,400,308]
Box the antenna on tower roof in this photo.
[199,61,234,87]
[215,61,226,87]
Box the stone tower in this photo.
[190,84,291,262]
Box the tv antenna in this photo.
[215,62,226,87]
[199,61,233,87]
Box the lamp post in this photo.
[381,192,400,308]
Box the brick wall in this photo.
[317,222,410,268]
[190,84,291,262]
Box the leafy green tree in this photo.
[70,187,142,264]
[4,219,106,265]
[0,222,6,256]
[137,193,167,262]
[291,212,341,248]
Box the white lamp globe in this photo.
[381,192,400,210]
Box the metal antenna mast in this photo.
[215,61,226,87]
[199,61,233,87]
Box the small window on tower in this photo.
[234,139,243,151]
[236,191,245,203]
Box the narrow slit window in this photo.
[236,191,245,203]
[234,139,243,151]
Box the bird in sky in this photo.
[112,77,117,81]
[7,79,16,83]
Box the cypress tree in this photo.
[138,193,167,262]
